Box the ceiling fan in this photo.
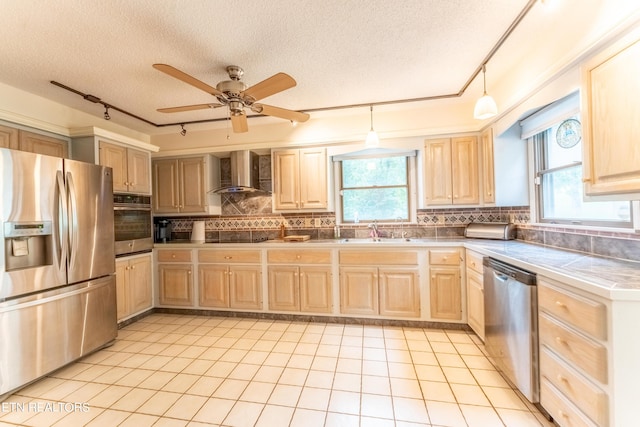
[153,64,310,133]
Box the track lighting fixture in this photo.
[180,124,187,136]
[365,105,379,146]
[473,65,498,120]
[103,105,111,120]
[290,120,298,127]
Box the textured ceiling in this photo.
[0,0,536,134]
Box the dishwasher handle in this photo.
[483,257,536,285]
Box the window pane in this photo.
[342,187,408,222]
[342,157,407,188]
[541,165,631,222]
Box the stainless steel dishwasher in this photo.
[483,257,539,403]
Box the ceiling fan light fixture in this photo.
[474,65,497,120]
[365,105,379,146]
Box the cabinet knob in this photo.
[555,336,567,346]
[131,265,135,270]
[187,270,191,275]
[125,266,130,270]
[171,254,176,259]
[296,255,301,259]
[229,271,233,275]
[454,195,458,199]
[555,300,566,308]
[225,256,232,260]
[487,192,493,196]
[556,374,568,383]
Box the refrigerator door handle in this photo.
[66,171,79,271]
[56,170,68,271]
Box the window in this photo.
[337,154,413,223]
[533,115,632,227]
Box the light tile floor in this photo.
[0,315,554,427]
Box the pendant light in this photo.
[365,105,379,146]
[474,65,498,120]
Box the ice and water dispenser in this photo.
[4,221,53,271]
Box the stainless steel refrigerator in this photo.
[0,148,116,399]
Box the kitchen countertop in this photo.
[154,238,640,300]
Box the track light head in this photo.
[103,105,111,120]
[180,124,187,136]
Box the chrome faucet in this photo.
[368,221,380,241]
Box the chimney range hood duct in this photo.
[213,150,261,193]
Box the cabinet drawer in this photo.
[539,313,607,384]
[268,249,331,264]
[339,251,418,265]
[540,346,607,426]
[465,250,483,274]
[429,249,461,265]
[539,281,606,340]
[541,378,599,427]
[198,249,261,263]
[156,249,192,262]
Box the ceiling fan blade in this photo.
[153,63,225,97]
[242,73,296,101]
[257,104,310,123]
[157,103,223,113]
[230,113,249,133]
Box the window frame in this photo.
[334,153,417,225]
[532,128,634,229]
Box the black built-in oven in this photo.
[113,193,153,256]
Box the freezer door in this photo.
[64,159,115,284]
[0,149,66,300]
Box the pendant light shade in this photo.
[365,105,379,146]
[474,65,498,120]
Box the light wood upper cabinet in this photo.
[0,124,19,149]
[582,31,640,197]
[153,157,206,213]
[99,141,151,194]
[480,128,495,204]
[272,147,328,211]
[424,136,479,206]
[19,130,69,158]
[153,155,220,214]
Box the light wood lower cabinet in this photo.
[267,249,332,313]
[115,253,152,321]
[338,250,420,318]
[465,249,484,339]
[158,264,193,306]
[199,249,262,310]
[157,249,194,306]
[429,249,463,321]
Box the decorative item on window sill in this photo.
[473,65,498,120]
[365,105,379,146]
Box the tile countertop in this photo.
[154,238,640,301]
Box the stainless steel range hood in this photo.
[213,150,261,193]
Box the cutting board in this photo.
[283,235,311,242]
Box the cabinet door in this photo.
[199,264,230,308]
[127,148,151,195]
[19,130,68,158]
[268,266,299,311]
[582,34,640,196]
[451,136,479,205]
[466,269,484,340]
[115,258,129,321]
[129,255,152,314]
[300,266,332,313]
[299,148,328,209]
[158,264,193,306]
[379,267,420,318]
[480,128,495,204]
[153,159,180,213]
[179,157,207,213]
[229,265,262,309]
[273,149,300,210]
[430,267,462,320]
[424,138,453,205]
[0,124,19,149]
[339,266,378,315]
[99,141,129,193]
